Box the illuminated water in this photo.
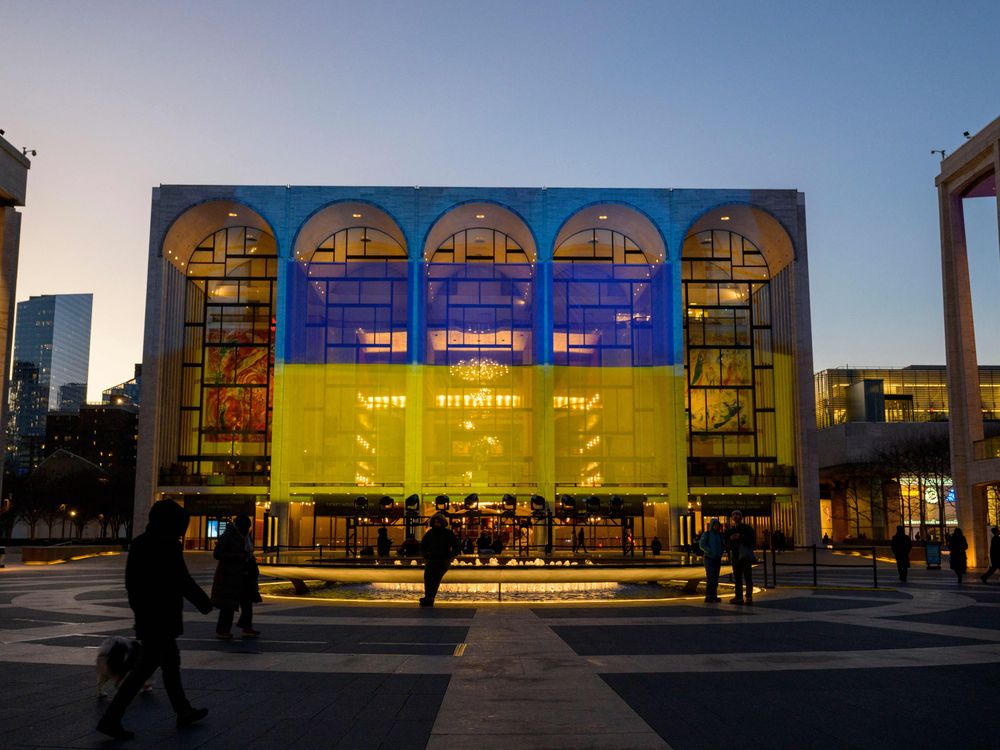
[263,580,729,602]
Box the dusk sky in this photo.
[1,0,998,401]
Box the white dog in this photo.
[95,636,152,698]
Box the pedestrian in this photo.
[822,533,831,546]
[981,527,1000,583]
[97,499,213,740]
[949,527,969,584]
[699,518,725,603]
[726,510,756,605]
[211,514,260,640]
[890,524,913,583]
[773,528,786,553]
[419,513,461,607]
[577,528,587,554]
[650,536,662,556]
[376,526,392,557]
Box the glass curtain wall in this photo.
[424,228,535,487]
[180,227,277,483]
[682,229,777,485]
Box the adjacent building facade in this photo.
[938,114,1000,567]
[0,136,29,502]
[5,293,93,473]
[136,186,819,551]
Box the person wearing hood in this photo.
[211,514,261,639]
[698,518,725,603]
[97,499,213,740]
[419,513,461,607]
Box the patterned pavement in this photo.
[1,551,998,749]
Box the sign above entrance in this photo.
[182,495,256,516]
[698,495,774,516]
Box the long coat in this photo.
[949,534,969,574]
[126,500,212,640]
[211,525,260,610]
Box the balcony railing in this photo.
[158,470,269,487]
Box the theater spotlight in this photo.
[464,493,479,511]
[354,496,369,511]
[501,493,516,516]
[435,494,450,512]
[530,494,546,519]
[379,495,394,511]
[559,494,576,512]
[404,493,420,516]
[585,495,600,514]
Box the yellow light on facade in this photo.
[598,215,608,220]
[720,216,730,221]
[228,212,238,217]
[352,213,362,218]
[475,214,486,219]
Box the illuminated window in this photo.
[683,229,776,483]
[179,227,277,482]
[289,226,408,365]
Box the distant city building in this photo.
[102,363,141,408]
[6,293,92,473]
[44,402,138,475]
[58,382,87,411]
[815,365,1000,428]
[813,365,1000,542]
[0,135,30,502]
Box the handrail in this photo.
[768,544,879,589]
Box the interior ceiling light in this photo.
[598,215,608,220]
[475,214,486,219]
[720,216,730,221]
[228,212,238,217]
[352,213,362,218]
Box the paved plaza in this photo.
[2,551,999,749]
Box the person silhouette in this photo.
[97,499,213,740]
[890,525,913,582]
[419,514,461,607]
[949,528,969,584]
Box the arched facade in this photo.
[137,186,818,552]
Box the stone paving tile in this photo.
[279,605,477,619]
[885,604,1000,630]
[0,662,448,749]
[552,620,991,656]
[33,622,470,656]
[534,604,733,619]
[750,597,890,612]
[603,663,1000,750]
[0,607,115,627]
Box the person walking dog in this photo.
[97,499,213,740]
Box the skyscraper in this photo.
[6,293,92,472]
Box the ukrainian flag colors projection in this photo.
[271,260,682,501]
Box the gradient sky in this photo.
[1,0,998,401]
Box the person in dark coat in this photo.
[890,525,913,583]
[650,536,663,556]
[981,527,1000,583]
[97,499,213,740]
[376,527,393,557]
[577,528,587,554]
[398,533,421,557]
[949,527,969,583]
[211,514,260,639]
[419,513,461,607]
[726,510,756,605]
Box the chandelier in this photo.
[449,357,510,383]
